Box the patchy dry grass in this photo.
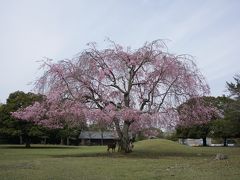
[0,139,240,180]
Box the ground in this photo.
[0,139,240,180]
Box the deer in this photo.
[107,142,117,152]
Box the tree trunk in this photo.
[43,137,47,144]
[25,136,31,148]
[60,138,64,145]
[223,137,228,147]
[114,118,133,153]
[19,135,23,145]
[66,137,70,146]
[101,130,104,146]
[202,137,207,146]
[119,122,132,153]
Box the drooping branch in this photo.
[157,77,178,112]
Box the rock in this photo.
[215,153,228,160]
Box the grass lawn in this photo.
[0,139,240,180]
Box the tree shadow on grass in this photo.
[51,149,213,159]
[0,145,79,149]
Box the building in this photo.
[178,138,212,146]
[79,131,119,145]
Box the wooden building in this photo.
[79,131,119,145]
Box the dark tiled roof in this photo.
[79,131,119,139]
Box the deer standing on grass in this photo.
[107,142,116,152]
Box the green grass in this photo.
[1,139,240,180]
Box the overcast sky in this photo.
[0,0,240,103]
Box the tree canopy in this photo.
[225,74,240,137]
[227,74,240,100]
[0,91,43,147]
[176,89,240,146]
[13,40,209,152]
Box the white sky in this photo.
[0,0,240,103]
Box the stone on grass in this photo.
[215,153,228,160]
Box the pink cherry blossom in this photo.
[12,40,210,152]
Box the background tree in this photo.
[12,91,86,147]
[176,124,211,146]
[227,74,240,100]
[225,74,240,138]
[211,119,237,146]
[224,103,240,138]
[0,91,43,147]
[175,126,189,140]
[0,103,5,143]
[13,40,209,152]
[58,120,87,145]
[177,96,221,146]
[135,127,163,141]
[210,95,239,145]
[177,95,240,146]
